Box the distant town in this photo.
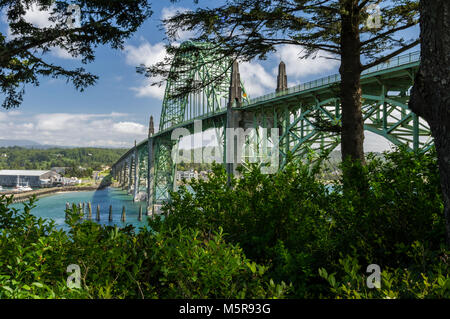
[0,166,110,193]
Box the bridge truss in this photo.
[111,47,432,213]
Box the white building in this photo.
[0,170,61,188]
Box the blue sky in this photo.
[0,1,419,150]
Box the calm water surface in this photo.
[11,187,150,231]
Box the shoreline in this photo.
[2,184,110,203]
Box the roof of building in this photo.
[0,170,52,176]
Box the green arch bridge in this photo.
[111,42,432,214]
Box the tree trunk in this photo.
[339,0,366,165]
[409,0,450,245]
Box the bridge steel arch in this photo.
[111,48,432,215]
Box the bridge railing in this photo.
[244,51,420,106]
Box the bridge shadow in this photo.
[88,177,145,229]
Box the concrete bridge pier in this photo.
[276,61,289,168]
[133,140,140,202]
[225,60,288,182]
[123,162,128,189]
[127,157,133,194]
[147,116,155,215]
[226,60,243,185]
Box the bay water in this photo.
[11,187,150,232]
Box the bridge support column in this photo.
[147,138,154,215]
[119,164,123,188]
[128,157,133,194]
[133,141,140,201]
[225,61,243,186]
[147,116,155,215]
[122,163,127,189]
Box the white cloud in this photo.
[0,112,147,148]
[110,112,128,117]
[131,80,166,100]
[122,38,339,102]
[112,122,146,135]
[35,113,91,131]
[6,110,22,116]
[124,41,168,100]
[236,45,340,98]
[161,6,194,42]
[0,110,22,121]
[274,45,340,82]
[240,61,276,97]
[124,41,167,67]
[23,3,54,28]
[51,47,76,60]
[123,6,198,100]
[20,123,35,130]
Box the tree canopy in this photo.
[0,0,152,109]
[147,0,419,87]
[144,0,419,164]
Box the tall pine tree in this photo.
[409,0,450,245]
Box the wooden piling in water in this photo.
[88,202,92,219]
[121,206,126,222]
[96,204,100,221]
[109,205,113,222]
[138,206,142,221]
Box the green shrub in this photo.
[0,196,286,299]
[0,147,446,299]
[156,148,447,298]
[135,226,288,298]
[319,246,449,299]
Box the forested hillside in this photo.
[0,147,126,172]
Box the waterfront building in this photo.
[0,170,61,188]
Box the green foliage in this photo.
[0,147,126,176]
[1,0,152,109]
[0,147,447,299]
[0,195,286,299]
[154,148,448,298]
[319,250,449,299]
[148,0,419,100]
[136,226,288,299]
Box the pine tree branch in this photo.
[1,13,116,62]
[361,39,419,70]
[360,22,417,47]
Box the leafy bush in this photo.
[1,147,447,299]
[135,226,288,298]
[0,196,286,299]
[319,247,449,299]
[155,148,448,298]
